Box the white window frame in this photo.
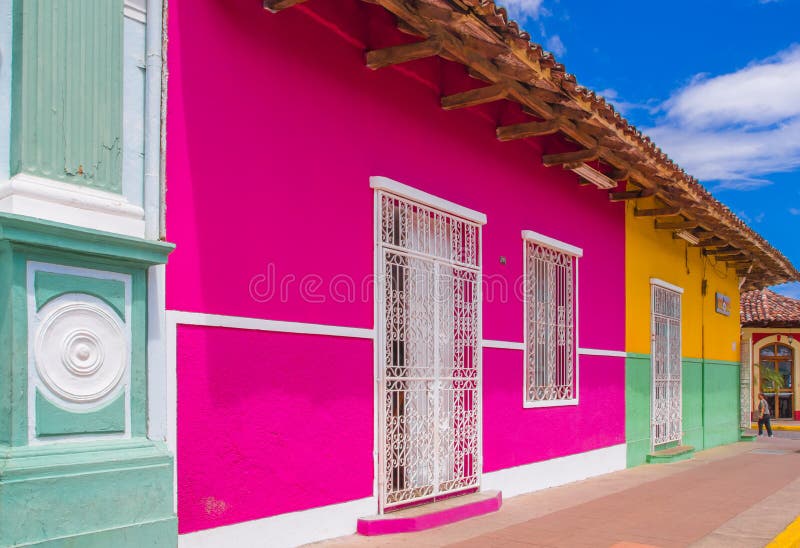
[371,175,486,513]
[522,230,582,408]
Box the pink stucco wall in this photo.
[176,325,374,533]
[167,0,626,534]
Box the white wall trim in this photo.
[578,347,627,358]
[483,339,525,351]
[167,310,375,340]
[178,496,376,548]
[521,229,583,258]
[369,175,487,225]
[0,173,146,237]
[481,443,626,499]
[124,0,147,23]
[650,277,684,295]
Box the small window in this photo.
[522,231,582,407]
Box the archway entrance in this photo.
[758,343,794,419]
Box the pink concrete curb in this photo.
[357,492,503,536]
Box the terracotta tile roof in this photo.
[268,0,799,289]
[741,289,800,327]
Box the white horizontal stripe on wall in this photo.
[483,339,525,350]
[178,496,376,548]
[577,347,627,358]
[482,443,626,499]
[167,310,375,339]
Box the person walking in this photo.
[757,392,773,438]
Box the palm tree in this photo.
[758,363,787,390]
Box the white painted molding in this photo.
[578,347,627,358]
[483,339,525,351]
[178,497,376,548]
[650,277,684,294]
[124,0,147,22]
[147,265,168,441]
[521,230,583,258]
[0,173,146,237]
[523,398,579,409]
[167,311,375,340]
[34,300,128,402]
[482,443,626,499]
[26,262,133,444]
[370,176,487,225]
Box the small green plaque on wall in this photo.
[715,292,731,316]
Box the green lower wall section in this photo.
[19,518,177,548]
[35,389,126,436]
[0,440,176,547]
[703,359,741,448]
[626,354,741,467]
[626,353,651,467]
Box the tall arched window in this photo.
[759,343,794,419]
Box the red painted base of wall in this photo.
[357,491,502,536]
[794,411,800,421]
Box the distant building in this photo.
[741,289,800,420]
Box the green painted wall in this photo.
[0,242,12,446]
[626,353,651,467]
[0,441,176,547]
[10,0,123,192]
[35,270,126,320]
[36,389,125,436]
[682,358,703,451]
[626,353,742,467]
[703,359,741,448]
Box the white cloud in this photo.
[644,45,800,190]
[546,35,566,57]
[663,46,800,129]
[790,208,800,215]
[500,0,545,21]
[596,88,657,116]
[772,282,800,299]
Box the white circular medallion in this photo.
[35,299,128,403]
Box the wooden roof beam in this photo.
[366,37,443,70]
[565,162,617,189]
[717,253,749,261]
[496,118,560,141]
[633,206,682,217]
[689,238,728,248]
[654,219,698,230]
[608,189,654,202]
[542,147,602,167]
[263,0,306,12]
[703,247,739,256]
[441,83,509,110]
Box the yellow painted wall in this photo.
[626,197,740,361]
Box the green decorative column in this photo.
[10,0,123,191]
[0,213,176,547]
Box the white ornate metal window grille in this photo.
[650,285,682,448]
[378,192,481,511]
[740,337,752,429]
[524,242,575,403]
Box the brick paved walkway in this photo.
[315,435,800,548]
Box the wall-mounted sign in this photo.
[715,292,731,316]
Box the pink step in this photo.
[357,490,502,536]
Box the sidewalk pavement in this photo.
[313,434,800,548]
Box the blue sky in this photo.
[499,0,800,298]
